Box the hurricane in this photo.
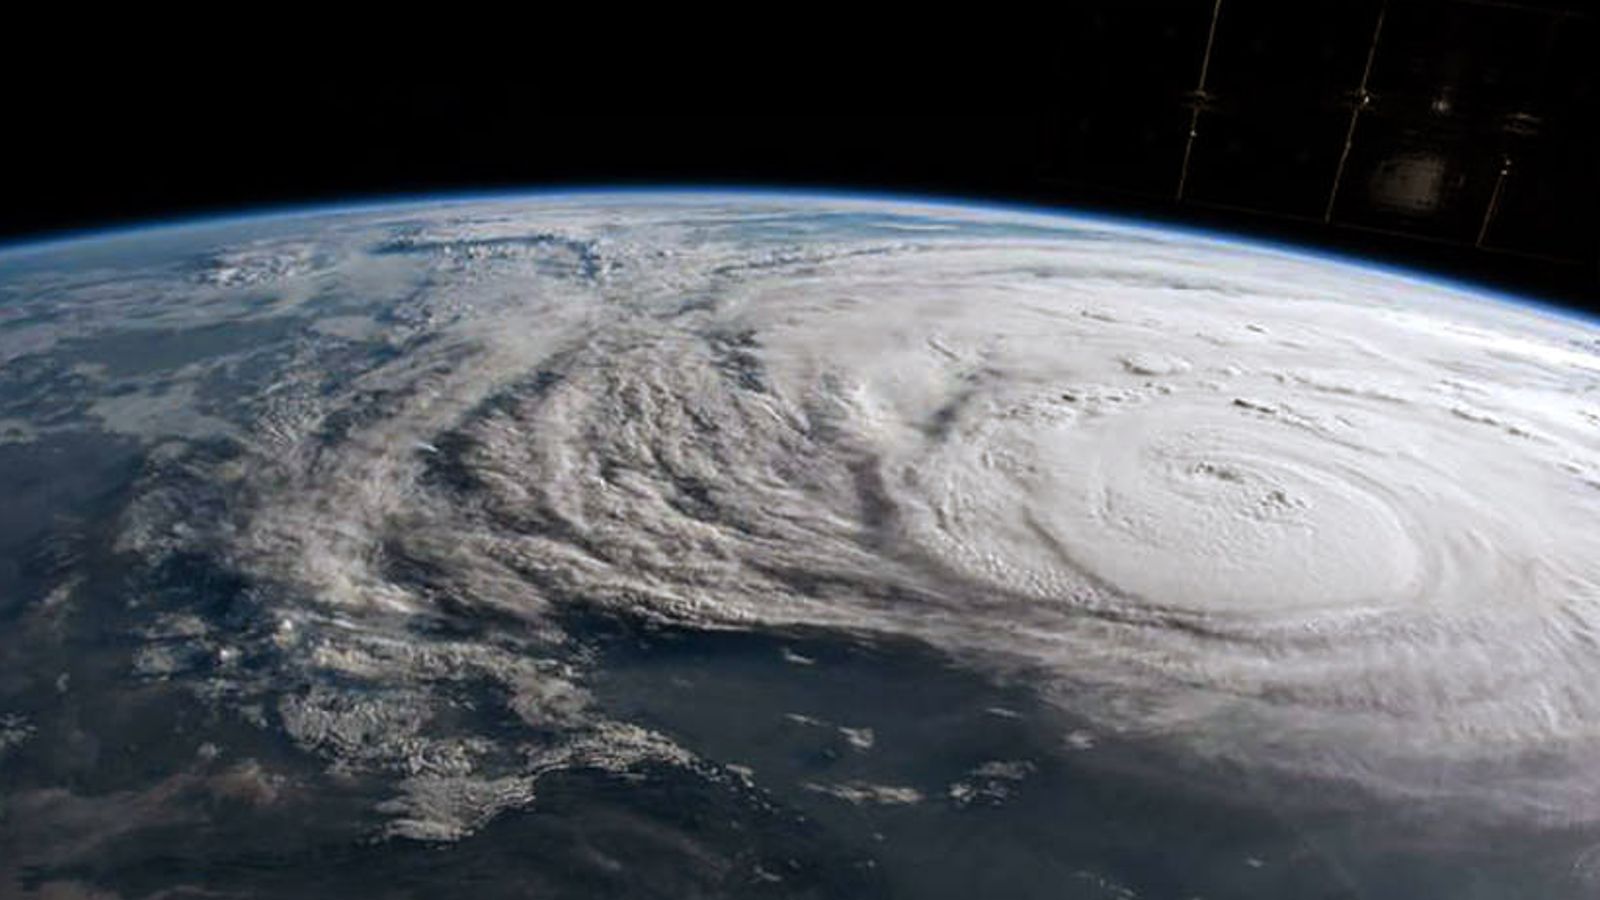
[5,193,1600,894]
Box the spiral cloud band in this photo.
[65,195,1600,834]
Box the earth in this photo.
[1,191,1599,898]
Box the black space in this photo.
[6,2,1596,309]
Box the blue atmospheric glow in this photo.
[0,185,1589,328]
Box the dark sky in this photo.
[4,63,1055,236]
[6,4,1595,309]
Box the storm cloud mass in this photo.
[4,193,1600,896]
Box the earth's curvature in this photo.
[2,191,1599,897]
